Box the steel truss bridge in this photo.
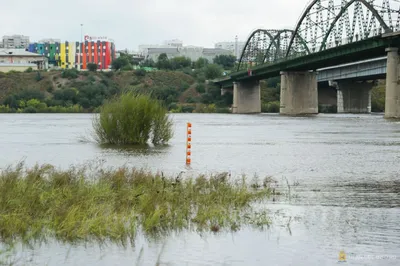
[236,0,400,73]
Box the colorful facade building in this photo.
[28,35,116,70]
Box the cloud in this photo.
[0,0,308,50]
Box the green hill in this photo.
[0,69,232,113]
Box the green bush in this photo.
[134,69,146,77]
[371,86,385,112]
[216,107,230,113]
[181,105,195,113]
[204,64,223,80]
[61,69,79,79]
[121,64,133,71]
[87,63,98,72]
[0,105,11,113]
[35,71,42,81]
[196,83,206,93]
[23,106,37,113]
[319,104,337,113]
[168,102,178,110]
[262,101,280,113]
[92,92,173,145]
[25,67,33,73]
[103,71,114,78]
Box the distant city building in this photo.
[0,48,48,72]
[163,39,183,48]
[145,46,232,63]
[139,40,232,62]
[115,49,145,63]
[28,35,116,70]
[2,35,30,49]
[215,36,245,59]
[38,38,61,44]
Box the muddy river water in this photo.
[0,113,399,265]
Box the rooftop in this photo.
[0,49,43,57]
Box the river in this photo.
[0,113,399,265]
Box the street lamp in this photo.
[80,24,83,44]
[79,24,83,70]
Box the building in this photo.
[145,46,232,62]
[215,36,245,59]
[164,39,183,48]
[38,38,61,44]
[0,49,48,72]
[2,35,30,49]
[140,38,233,63]
[28,35,116,70]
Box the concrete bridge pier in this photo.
[385,47,400,119]
[280,71,318,115]
[331,80,373,113]
[232,80,261,114]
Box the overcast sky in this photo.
[1,0,307,50]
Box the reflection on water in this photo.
[0,113,399,265]
[98,143,172,156]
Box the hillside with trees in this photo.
[0,53,236,113]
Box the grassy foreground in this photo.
[0,163,271,246]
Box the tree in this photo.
[111,57,130,70]
[35,71,42,81]
[195,57,209,69]
[371,85,385,112]
[204,64,223,80]
[142,59,156,68]
[170,56,191,70]
[87,63,98,72]
[156,53,172,70]
[118,52,135,65]
[213,54,237,69]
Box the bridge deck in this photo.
[214,33,400,88]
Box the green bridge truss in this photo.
[237,0,400,72]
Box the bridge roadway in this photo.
[214,32,400,117]
[317,56,386,113]
[317,56,386,82]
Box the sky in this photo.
[0,0,308,51]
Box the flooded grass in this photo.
[0,163,271,247]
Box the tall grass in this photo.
[0,163,271,246]
[92,92,173,145]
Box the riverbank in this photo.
[0,67,233,114]
[0,69,387,114]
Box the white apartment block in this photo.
[138,39,184,57]
[2,35,30,49]
[145,46,232,63]
[215,39,245,60]
[139,39,235,62]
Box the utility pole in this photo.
[235,35,239,60]
[80,23,83,70]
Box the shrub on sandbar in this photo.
[93,92,173,145]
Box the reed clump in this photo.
[92,92,173,145]
[0,163,271,246]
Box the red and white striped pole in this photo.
[186,122,192,165]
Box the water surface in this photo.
[0,113,399,265]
